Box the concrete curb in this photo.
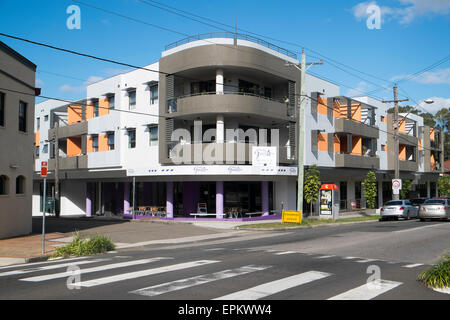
[235,219,381,231]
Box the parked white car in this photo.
[380,200,419,221]
[419,198,450,221]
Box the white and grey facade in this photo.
[33,34,444,219]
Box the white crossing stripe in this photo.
[78,260,220,287]
[328,280,402,300]
[214,271,332,300]
[403,263,424,269]
[204,248,226,252]
[342,257,359,260]
[131,265,271,297]
[0,259,109,277]
[355,259,378,263]
[316,255,335,259]
[20,258,172,282]
[273,251,297,255]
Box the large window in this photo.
[36,117,40,130]
[19,101,27,132]
[92,135,99,152]
[94,101,99,117]
[43,144,48,154]
[150,85,158,105]
[0,175,9,195]
[129,91,136,110]
[128,129,136,149]
[0,92,5,127]
[16,176,25,195]
[191,81,215,95]
[107,133,115,150]
[108,95,115,110]
[149,125,158,146]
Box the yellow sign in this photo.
[282,210,303,224]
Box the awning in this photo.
[320,184,338,190]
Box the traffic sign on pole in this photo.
[392,179,402,195]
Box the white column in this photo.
[426,181,431,198]
[216,69,224,95]
[216,115,225,144]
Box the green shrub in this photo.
[52,232,115,258]
[418,255,450,289]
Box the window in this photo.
[19,101,27,132]
[128,129,136,148]
[108,95,115,110]
[149,125,158,146]
[92,135,99,152]
[150,85,158,105]
[0,92,5,127]
[43,144,48,154]
[129,91,136,110]
[44,115,49,121]
[16,176,25,195]
[94,101,99,117]
[37,117,40,130]
[35,146,40,157]
[0,175,9,195]
[107,133,115,150]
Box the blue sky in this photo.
[0,0,449,113]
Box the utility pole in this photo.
[383,84,408,200]
[53,118,60,218]
[287,49,323,213]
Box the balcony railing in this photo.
[165,32,298,59]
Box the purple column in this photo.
[86,183,92,217]
[262,181,269,216]
[166,182,174,219]
[124,182,130,216]
[216,181,224,219]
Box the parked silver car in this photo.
[380,200,419,221]
[419,198,450,221]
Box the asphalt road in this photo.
[1,219,449,301]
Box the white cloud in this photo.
[346,81,372,97]
[352,0,450,25]
[59,75,104,93]
[391,68,450,85]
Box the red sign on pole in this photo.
[41,161,48,178]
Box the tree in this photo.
[438,176,450,197]
[362,171,377,209]
[304,165,321,216]
[401,180,412,199]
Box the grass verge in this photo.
[418,255,450,289]
[238,216,381,229]
[51,232,115,258]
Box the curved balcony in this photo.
[168,92,293,121]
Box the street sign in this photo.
[392,179,402,195]
[41,161,48,178]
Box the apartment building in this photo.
[0,41,36,239]
[33,33,443,219]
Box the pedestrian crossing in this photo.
[0,253,436,300]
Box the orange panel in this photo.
[351,136,362,155]
[430,128,435,141]
[334,135,341,153]
[318,133,328,151]
[86,136,93,154]
[99,98,110,117]
[317,97,328,115]
[35,130,40,146]
[67,137,82,157]
[99,134,109,152]
[382,145,387,152]
[398,118,406,134]
[419,139,422,151]
[431,153,435,170]
[351,104,361,122]
[381,116,387,123]
[399,144,406,161]
[86,102,94,120]
[68,106,83,125]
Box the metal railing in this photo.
[176,91,287,104]
[165,32,298,59]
